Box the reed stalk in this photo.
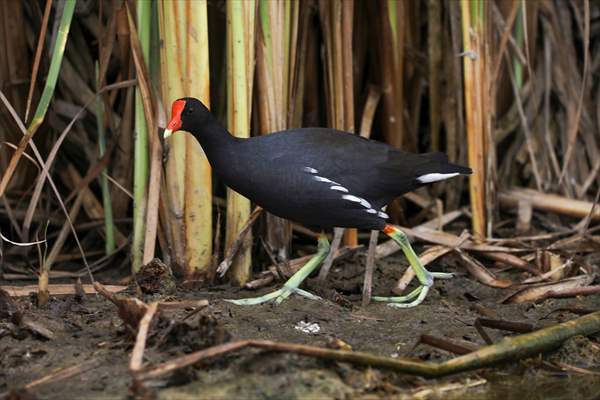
[379,0,405,150]
[460,0,490,238]
[95,63,115,255]
[255,0,309,261]
[319,0,357,246]
[226,0,256,286]
[131,0,151,273]
[158,0,213,281]
[125,1,160,269]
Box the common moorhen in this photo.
[164,97,471,308]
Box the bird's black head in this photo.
[164,97,211,139]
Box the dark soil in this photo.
[2,252,600,399]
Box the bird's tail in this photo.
[413,152,472,184]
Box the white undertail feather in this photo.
[416,172,460,184]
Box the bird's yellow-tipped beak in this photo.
[163,128,173,139]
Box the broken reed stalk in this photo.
[95,63,116,255]
[138,310,600,379]
[39,192,85,306]
[498,187,600,221]
[460,0,491,239]
[0,0,75,198]
[159,0,213,281]
[131,0,151,273]
[226,0,256,286]
[319,0,357,247]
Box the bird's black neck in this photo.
[188,116,239,166]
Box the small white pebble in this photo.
[294,321,320,334]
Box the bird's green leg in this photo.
[372,225,452,308]
[225,235,330,305]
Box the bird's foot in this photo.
[224,235,330,306]
[375,225,456,308]
[372,270,453,308]
[224,285,322,306]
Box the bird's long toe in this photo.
[430,271,454,279]
[225,285,323,306]
[224,289,284,305]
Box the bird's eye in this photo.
[186,108,193,115]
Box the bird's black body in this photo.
[170,98,471,230]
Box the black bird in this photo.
[164,97,471,307]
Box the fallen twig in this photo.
[455,251,513,288]
[375,210,464,259]
[544,285,600,299]
[2,283,127,297]
[361,230,379,306]
[499,187,600,221]
[130,302,159,397]
[419,334,478,355]
[0,358,101,399]
[400,227,525,253]
[136,310,600,379]
[502,274,594,303]
[157,299,209,310]
[481,252,541,276]
[130,302,159,372]
[94,282,147,331]
[475,318,535,334]
[409,378,487,398]
[317,227,345,281]
[217,206,263,277]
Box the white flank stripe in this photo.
[330,185,349,193]
[314,176,334,183]
[342,194,371,209]
[366,209,377,214]
[342,194,362,203]
[416,172,460,184]
[378,211,389,219]
[303,167,318,174]
[359,198,372,209]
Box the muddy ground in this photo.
[2,251,600,399]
